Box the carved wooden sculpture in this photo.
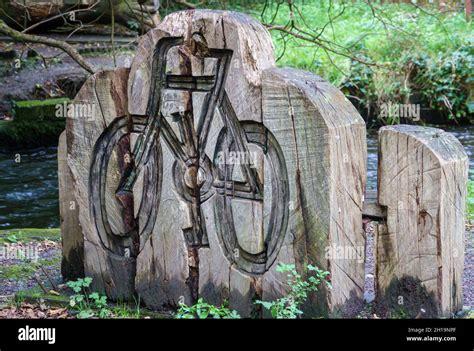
[61,10,367,317]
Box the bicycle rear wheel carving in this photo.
[213,122,289,274]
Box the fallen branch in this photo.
[40,265,58,291]
[33,275,49,295]
[21,1,101,34]
[0,19,95,74]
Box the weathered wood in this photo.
[62,9,368,318]
[261,67,367,317]
[363,190,387,219]
[128,10,275,119]
[1,0,159,31]
[376,125,468,317]
[129,10,278,316]
[66,67,137,299]
[58,130,84,280]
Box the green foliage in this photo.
[0,228,61,244]
[228,0,472,123]
[126,20,140,31]
[109,297,142,319]
[1,263,36,279]
[174,263,330,319]
[5,234,18,243]
[67,277,111,319]
[468,171,474,224]
[175,298,241,319]
[255,263,331,319]
[0,249,61,280]
[0,119,65,148]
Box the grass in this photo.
[1,264,37,280]
[0,255,61,280]
[256,2,470,81]
[0,228,61,280]
[13,98,69,110]
[0,228,61,244]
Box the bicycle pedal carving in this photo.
[62,10,367,317]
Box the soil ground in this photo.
[0,224,472,319]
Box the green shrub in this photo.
[174,262,330,319]
[175,298,241,319]
[67,277,111,319]
[256,263,331,319]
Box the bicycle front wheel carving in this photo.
[213,122,289,274]
[89,115,162,257]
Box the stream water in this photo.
[0,126,472,230]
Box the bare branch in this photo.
[264,23,379,67]
[0,19,95,74]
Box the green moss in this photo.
[0,228,61,281]
[38,255,62,267]
[0,118,65,148]
[13,98,69,121]
[14,98,68,109]
[0,228,61,244]
[0,98,69,148]
[16,287,70,307]
[0,254,60,280]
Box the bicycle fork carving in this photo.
[89,34,289,277]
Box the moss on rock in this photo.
[0,98,69,148]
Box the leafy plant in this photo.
[5,234,18,243]
[110,297,142,319]
[175,298,241,319]
[67,277,111,319]
[127,20,140,31]
[255,263,331,319]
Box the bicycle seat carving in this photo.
[63,10,367,317]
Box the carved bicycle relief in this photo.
[89,34,289,275]
[63,10,369,317]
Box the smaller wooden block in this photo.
[376,125,468,317]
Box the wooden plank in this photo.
[363,190,387,219]
[261,67,367,317]
[376,124,468,317]
[129,10,277,313]
[58,130,84,280]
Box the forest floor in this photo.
[0,224,472,319]
[0,228,68,318]
[0,29,137,118]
